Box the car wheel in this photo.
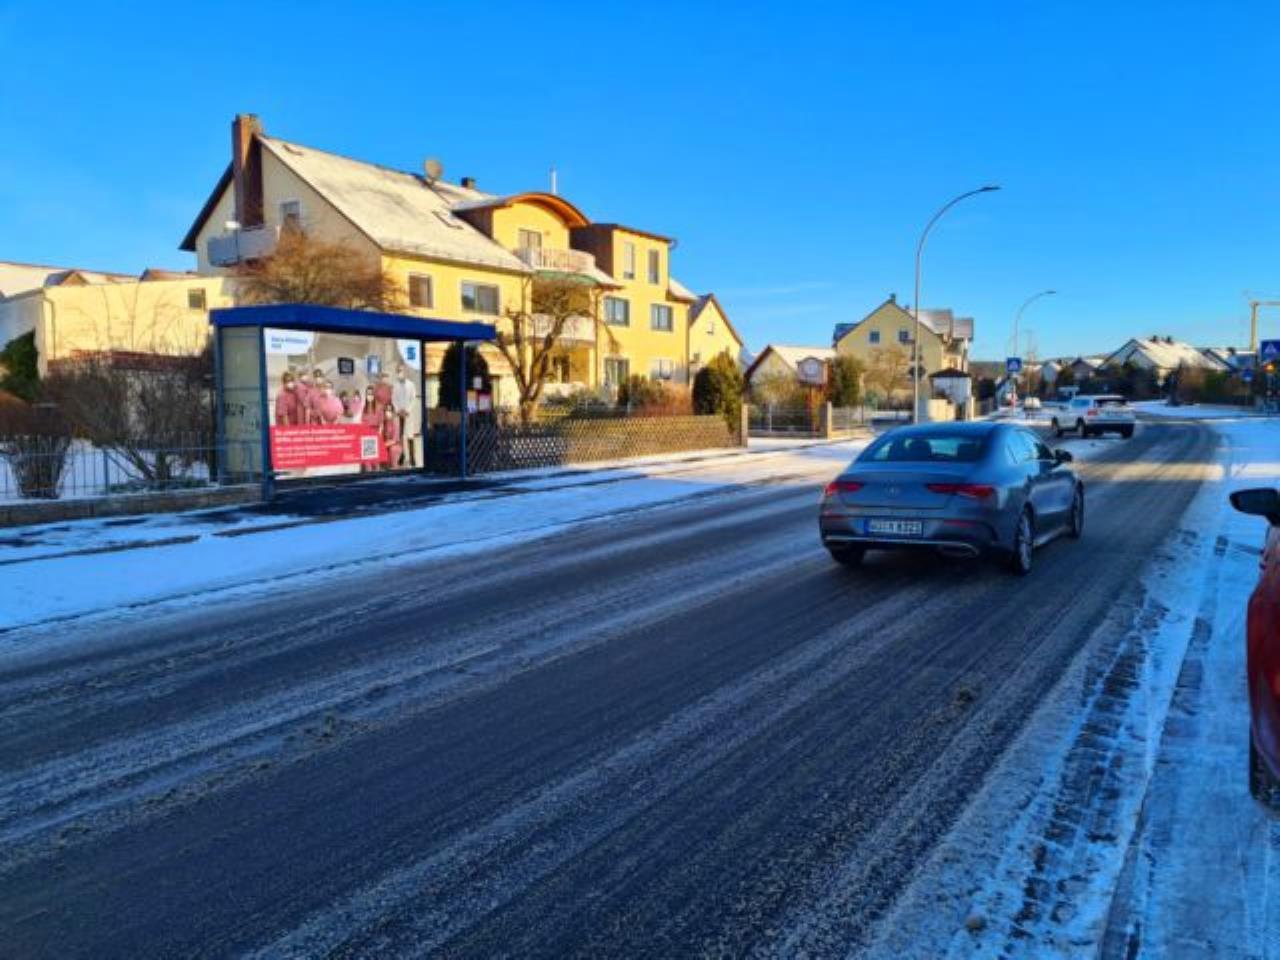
[1250,733,1280,808]
[1121,426,1133,438]
[828,546,865,568]
[1076,419,1087,436]
[1068,486,1084,539]
[1007,508,1034,575]
[1052,418,1063,437]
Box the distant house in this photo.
[687,293,747,375]
[833,295,972,377]
[0,261,234,375]
[745,344,835,397]
[1104,336,1230,377]
[1200,346,1255,372]
[1039,359,1064,384]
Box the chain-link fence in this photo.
[0,437,259,503]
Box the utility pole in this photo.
[1249,300,1280,353]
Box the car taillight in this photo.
[1086,409,1097,417]
[824,480,863,497]
[927,482,995,500]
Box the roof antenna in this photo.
[549,163,558,195]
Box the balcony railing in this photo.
[207,224,281,267]
[530,313,596,345]
[513,245,598,275]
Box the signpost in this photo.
[1006,357,1023,375]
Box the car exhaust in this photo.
[936,544,980,558]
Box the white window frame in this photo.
[604,356,631,387]
[650,303,674,332]
[518,228,542,250]
[622,241,636,280]
[408,273,434,309]
[461,280,500,315]
[647,248,660,284]
[649,358,674,381]
[604,296,630,327]
[280,199,303,228]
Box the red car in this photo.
[1231,487,1280,806]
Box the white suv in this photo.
[1051,394,1135,439]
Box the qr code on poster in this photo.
[360,436,379,460]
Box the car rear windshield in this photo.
[859,431,989,463]
[1097,396,1127,407]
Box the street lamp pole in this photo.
[1012,289,1056,397]
[912,185,1000,423]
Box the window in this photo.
[187,288,207,311]
[650,358,675,381]
[869,330,881,345]
[650,304,673,332]
[1005,430,1040,464]
[604,296,630,326]
[898,328,911,344]
[647,249,660,284]
[518,228,542,250]
[862,429,989,463]
[622,241,636,279]
[408,274,434,309]
[461,281,499,315]
[280,200,302,229]
[604,357,630,387]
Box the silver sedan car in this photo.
[818,422,1083,574]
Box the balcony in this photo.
[513,245,599,276]
[206,224,281,267]
[530,312,597,345]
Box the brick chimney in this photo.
[231,114,264,228]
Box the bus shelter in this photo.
[210,303,496,496]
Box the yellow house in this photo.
[180,114,744,406]
[833,296,972,400]
[0,262,237,376]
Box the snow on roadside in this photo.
[0,441,866,636]
[864,415,1280,958]
[1135,400,1270,420]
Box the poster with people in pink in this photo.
[265,328,423,479]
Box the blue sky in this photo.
[1,1,1277,360]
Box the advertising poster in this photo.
[265,327,424,479]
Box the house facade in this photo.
[181,114,743,406]
[744,344,835,399]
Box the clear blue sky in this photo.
[2,1,1277,360]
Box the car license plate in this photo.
[867,519,923,537]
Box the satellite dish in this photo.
[423,158,444,183]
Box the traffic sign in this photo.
[1006,356,1023,375]
[1242,368,1254,383]
[1260,339,1280,363]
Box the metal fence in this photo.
[747,404,898,437]
[426,411,742,476]
[0,436,258,503]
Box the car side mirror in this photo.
[1230,488,1280,524]
[1053,449,1073,463]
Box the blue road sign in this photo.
[1260,339,1280,363]
[1005,356,1023,375]
[1243,368,1254,383]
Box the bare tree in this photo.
[236,229,403,311]
[495,276,611,423]
[44,349,215,487]
[864,345,912,404]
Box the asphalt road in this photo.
[0,420,1217,959]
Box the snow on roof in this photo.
[0,260,132,299]
[260,137,530,274]
[1108,337,1231,371]
[765,344,836,368]
[668,276,697,302]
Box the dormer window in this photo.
[518,228,542,250]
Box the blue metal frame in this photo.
[210,303,496,343]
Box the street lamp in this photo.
[912,185,1000,423]
[1011,289,1056,398]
